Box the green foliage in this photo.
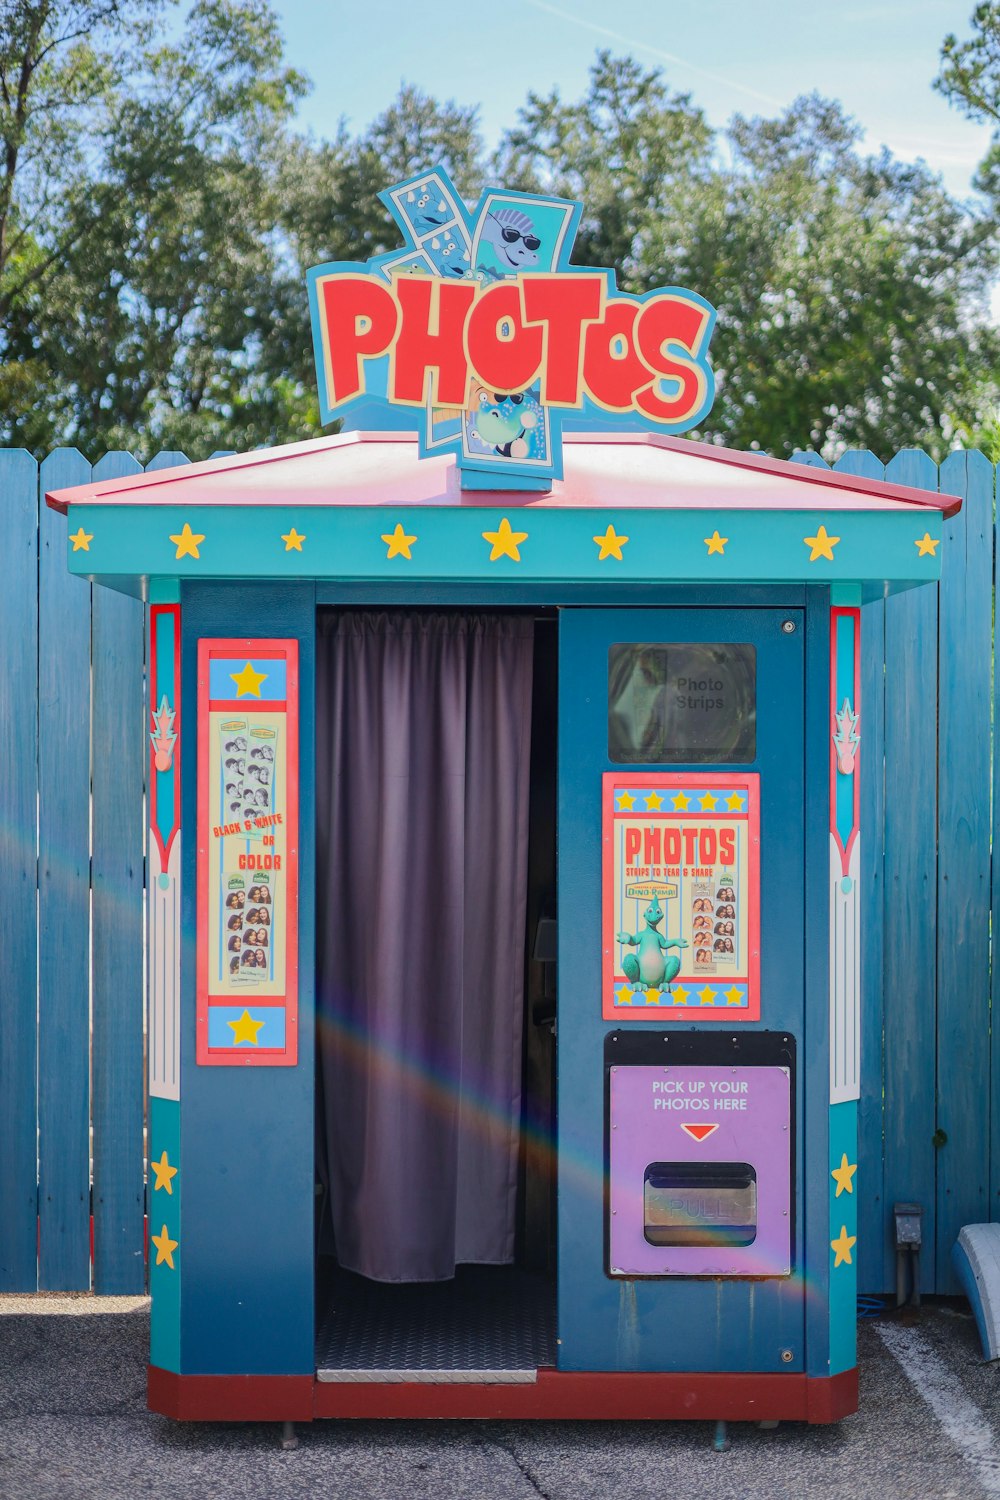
[0,18,996,461]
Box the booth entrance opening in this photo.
[313,607,558,1379]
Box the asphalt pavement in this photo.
[2,1294,1000,1499]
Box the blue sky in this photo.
[273,0,993,201]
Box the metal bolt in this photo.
[780,1349,794,1363]
[781,619,796,634]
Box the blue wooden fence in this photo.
[0,445,994,1294]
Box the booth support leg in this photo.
[281,1421,298,1452]
[713,1419,729,1452]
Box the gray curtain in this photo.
[316,611,534,1282]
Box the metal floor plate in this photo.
[316,1263,557,1383]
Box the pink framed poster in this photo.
[602,772,760,1022]
[196,639,299,1066]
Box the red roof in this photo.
[45,430,962,518]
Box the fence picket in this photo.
[881,449,940,1294]
[37,449,93,1288]
[935,450,994,1289]
[0,450,42,1289]
[90,452,146,1292]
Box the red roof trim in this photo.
[44,429,962,517]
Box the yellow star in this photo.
[704,530,728,556]
[698,986,716,1006]
[672,793,690,810]
[915,532,940,557]
[483,517,528,562]
[616,986,633,1005]
[672,985,690,1005]
[230,661,267,698]
[725,793,744,811]
[169,522,205,560]
[831,1225,856,1267]
[281,527,306,552]
[699,793,718,810]
[150,1150,178,1195]
[227,1008,265,1046]
[593,524,628,561]
[644,792,664,810]
[831,1154,857,1198]
[617,792,635,810]
[803,525,840,562]
[382,522,417,560]
[725,987,743,1006]
[151,1224,178,1269]
[69,527,93,552]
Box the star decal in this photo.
[281,527,306,552]
[831,1225,856,1267]
[831,1154,857,1198]
[483,517,528,562]
[69,526,93,552]
[672,985,690,1005]
[593,525,629,561]
[230,661,267,698]
[169,522,205,560]
[725,987,743,1006]
[699,793,718,810]
[725,793,745,811]
[150,1150,178,1195]
[704,530,728,556]
[672,793,690,810]
[915,532,940,557]
[803,525,840,562]
[151,1224,178,1269]
[615,986,633,1006]
[644,792,664,811]
[698,986,716,1006]
[228,1008,265,1046]
[382,522,417,560]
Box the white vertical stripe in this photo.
[830,835,861,1103]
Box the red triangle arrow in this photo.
[681,1123,720,1142]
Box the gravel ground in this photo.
[1,1296,999,1499]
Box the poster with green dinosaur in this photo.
[602,772,760,1021]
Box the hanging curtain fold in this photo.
[315,610,534,1282]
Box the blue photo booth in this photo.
[47,168,958,1427]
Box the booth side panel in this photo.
[829,1101,858,1375]
[150,1097,181,1371]
[826,589,860,1377]
[149,592,183,1371]
[178,582,316,1377]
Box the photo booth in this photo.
[47,166,959,1427]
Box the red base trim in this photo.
[148,1365,858,1425]
[148,1367,314,1422]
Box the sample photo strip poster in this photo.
[196,639,299,1066]
[602,772,760,1021]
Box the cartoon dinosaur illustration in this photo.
[616,896,688,993]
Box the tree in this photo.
[495,61,998,459]
[0,0,309,456]
[494,52,712,287]
[937,5,1000,215]
[687,96,998,456]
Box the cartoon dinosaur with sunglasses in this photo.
[480,208,542,273]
